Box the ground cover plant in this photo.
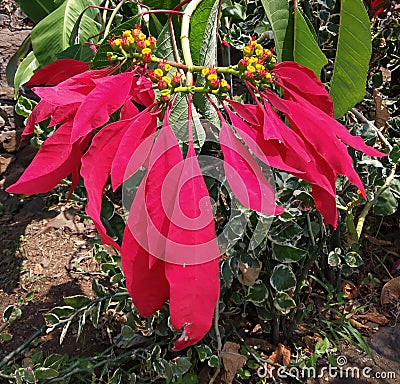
[1,0,400,382]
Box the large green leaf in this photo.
[169,94,206,148]
[153,22,176,62]
[192,0,220,128]
[13,52,40,98]
[189,0,217,66]
[6,34,32,88]
[330,0,372,118]
[293,5,327,78]
[261,0,293,62]
[31,0,101,66]
[14,0,63,24]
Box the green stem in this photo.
[104,0,126,40]
[180,0,204,86]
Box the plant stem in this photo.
[181,0,203,86]
[351,107,392,150]
[104,0,126,40]
[209,299,222,384]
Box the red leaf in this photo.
[80,118,133,250]
[166,259,220,351]
[224,106,305,175]
[273,61,334,117]
[33,84,88,106]
[120,98,139,120]
[130,76,155,106]
[49,103,81,127]
[220,121,281,215]
[122,182,170,317]
[71,71,136,143]
[111,110,157,190]
[6,122,87,194]
[164,142,221,263]
[22,100,55,139]
[144,124,184,266]
[265,89,383,198]
[26,59,90,86]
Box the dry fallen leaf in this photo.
[342,280,359,299]
[221,341,247,384]
[373,89,390,131]
[381,276,400,305]
[357,312,389,326]
[238,262,262,286]
[265,343,291,378]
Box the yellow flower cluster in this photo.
[107,26,156,63]
[148,61,183,102]
[238,39,276,87]
[201,67,230,96]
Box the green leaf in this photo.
[153,22,176,62]
[293,5,327,77]
[169,93,206,148]
[344,251,364,268]
[0,332,13,341]
[272,243,307,263]
[246,280,269,305]
[374,189,398,216]
[23,368,36,383]
[273,291,296,315]
[14,0,61,24]
[6,34,31,88]
[92,16,140,69]
[196,345,213,362]
[31,0,101,66]
[64,295,91,309]
[261,0,294,62]
[208,355,219,368]
[330,0,372,118]
[190,0,217,66]
[328,250,341,267]
[34,367,60,380]
[270,264,296,291]
[13,52,40,98]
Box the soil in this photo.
[0,1,400,383]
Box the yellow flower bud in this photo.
[138,32,146,41]
[154,68,164,78]
[123,30,132,38]
[142,48,151,55]
[164,63,172,72]
[202,68,210,76]
[160,89,170,96]
[162,76,171,84]
[207,73,218,81]
[246,65,256,73]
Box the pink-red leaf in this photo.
[22,100,56,139]
[130,76,155,107]
[71,71,136,143]
[220,121,280,215]
[111,110,157,190]
[166,258,220,351]
[272,61,334,117]
[122,182,170,317]
[26,59,90,86]
[80,118,134,250]
[6,122,86,194]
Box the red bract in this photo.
[26,59,90,86]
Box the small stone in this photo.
[0,153,15,174]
